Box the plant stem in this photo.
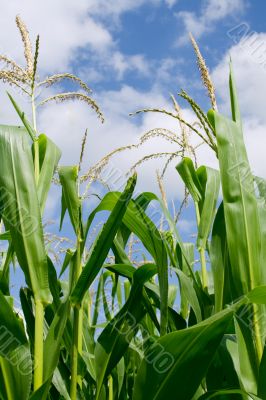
[70,231,83,399]
[31,90,39,182]
[30,79,43,392]
[70,306,81,399]
[108,375,113,400]
[199,247,208,290]
[195,202,208,290]
[34,300,44,390]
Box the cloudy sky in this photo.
[0,0,266,264]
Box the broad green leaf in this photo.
[0,125,50,303]
[0,346,32,400]
[132,307,233,400]
[210,102,265,364]
[209,110,261,298]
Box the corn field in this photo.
[0,16,266,400]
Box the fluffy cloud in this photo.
[175,0,247,45]
[0,0,166,77]
[0,1,113,72]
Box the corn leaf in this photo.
[95,263,158,399]
[36,134,61,215]
[70,174,137,305]
[82,189,168,335]
[43,300,70,382]
[0,125,50,303]
[208,109,261,297]
[176,157,202,203]
[210,203,233,312]
[58,166,80,235]
[0,290,31,400]
[132,308,234,400]
[196,166,220,249]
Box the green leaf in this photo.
[36,134,61,215]
[173,268,202,322]
[95,264,158,399]
[209,110,261,298]
[233,316,258,394]
[0,346,32,400]
[28,380,52,400]
[210,203,233,312]
[176,157,202,203]
[132,308,234,400]
[229,61,241,126]
[254,176,266,285]
[0,290,31,400]
[58,166,80,235]
[0,231,11,240]
[258,343,266,398]
[196,166,220,250]
[7,93,36,141]
[43,300,70,382]
[71,174,137,305]
[84,189,169,335]
[0,125,50,303]
[247,285,266,304]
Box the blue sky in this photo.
[0,0,266,298]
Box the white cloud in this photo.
[107,52,151,80]
[165,0,178,8]
[88,0,178,18]
[176,0,246,45]
[0,0,162,79]
[0,1,113,72]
